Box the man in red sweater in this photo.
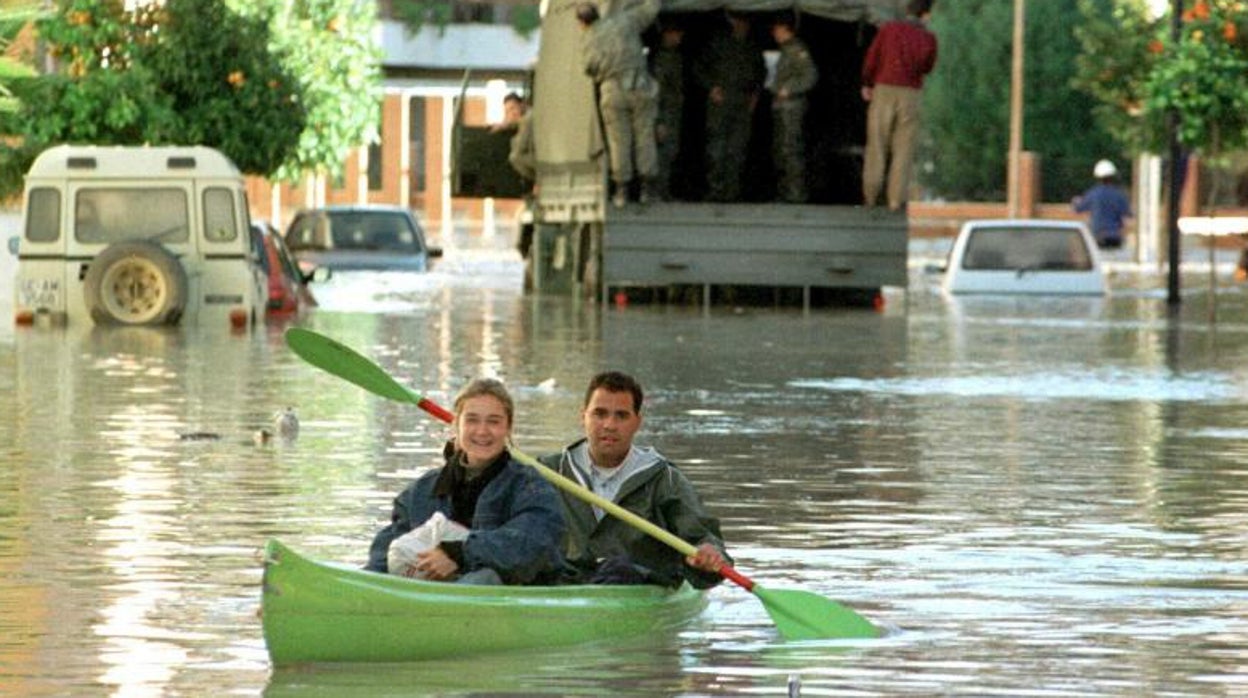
[861,0,937,211]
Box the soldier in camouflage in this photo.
[769,17,818,203]
[650,22,685,202]
[577,0,661,207]
[694,13,765,203]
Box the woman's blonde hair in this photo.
[453,378,514,426]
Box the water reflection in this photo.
[1,254,1247,695]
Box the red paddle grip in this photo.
[717,564,756,592]
[416,397,454,424]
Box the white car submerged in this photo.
[8,145,266,328]
[942,219,1108,296]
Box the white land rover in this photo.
[8,145,266,327]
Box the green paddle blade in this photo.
[285,327,417,404]
[753,585,880,640]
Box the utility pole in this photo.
[1007,0,1025,218]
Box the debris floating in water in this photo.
[256,408,299,446]
[273,407,299,441]
[178,432,221,442]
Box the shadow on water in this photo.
[264,633,698,697]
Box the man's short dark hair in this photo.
[575,2,599,24]
[908,0,933,16]
[584,371,644,413]
[503,92,523,105]
[773,12,797,31]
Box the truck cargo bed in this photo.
[601,202,907,304]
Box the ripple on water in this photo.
[790,369,1244,402]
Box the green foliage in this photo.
[1072,0,1162,153]
[1144,1,1248,160]
[0,2,46,114]
[394,1,540,39]
[142,0,304,175]
[1076,0,1248,164]
[922,0,1011,200]
[251,0,381,181]
[0,0,379,196]
[511,6,541,36]
[394,1,456,36]
[1027,0,1125,199]
[921,0,1126,201]
[0,67,176,193]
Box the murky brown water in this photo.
[2,246,1247,696]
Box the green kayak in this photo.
[261,539,707,664]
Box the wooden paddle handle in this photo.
[509,448,761,592]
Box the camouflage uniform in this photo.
[508,111,536,182]
[770,35,818,203]
[651,42,684,201]
[509,111,536,264]
[694,23,765,202]
[582,0,660,200]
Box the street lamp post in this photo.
[1166,0,1184,305]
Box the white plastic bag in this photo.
[387,511,470,578]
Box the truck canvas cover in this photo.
[660,0,904,21]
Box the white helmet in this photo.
[1093,159,1118,179]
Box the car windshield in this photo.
[326,211,420,251]
[961,227,1093,271]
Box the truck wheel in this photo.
[84,240,188,326]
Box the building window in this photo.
[368,141,383,191]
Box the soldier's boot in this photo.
[638,178,654,205]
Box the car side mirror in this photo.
[7,235,18,256]
[427,246,444,259]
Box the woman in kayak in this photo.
[366,378,566,584]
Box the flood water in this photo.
[2,240,1247,697]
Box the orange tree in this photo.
[1075,0,1248,160]
[246,0,380,182]
[0,0,378,195]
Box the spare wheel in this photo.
[83,240,189,326]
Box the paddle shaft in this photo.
[517,450,755,590]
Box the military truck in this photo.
[455,0,911,307]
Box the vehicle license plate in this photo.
[18,278,61,309]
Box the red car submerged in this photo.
[250,222,327,316]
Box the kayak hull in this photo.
[261,539,706,664]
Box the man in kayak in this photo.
[541,371,730,588]
[366,378,566,585]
